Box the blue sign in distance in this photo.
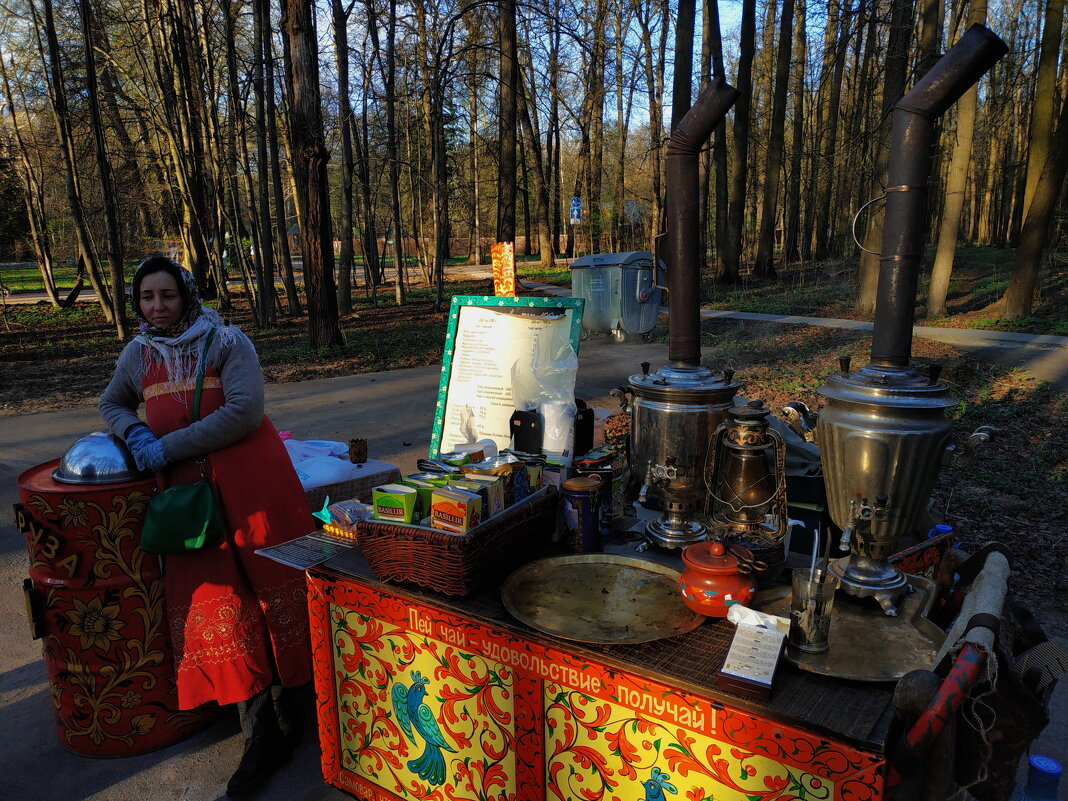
[570,197,581,209]
[569,207,581,224]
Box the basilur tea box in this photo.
[429,487,482,533]
[372,484,418,523]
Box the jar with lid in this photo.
[678,541,757,617]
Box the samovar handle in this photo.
[782,402,817,443]
[943,425,996,465]
[609,386,633,414]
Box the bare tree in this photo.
[281,0,343,348]
[753,0,794,279]
[333,0,356,315]
[723,0,756,283]
[928,10,990,319]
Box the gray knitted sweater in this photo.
[99,327,266,464]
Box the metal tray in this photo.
[758,574,946,682]
[501,554,705,644]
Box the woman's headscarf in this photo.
[130,256,230,385]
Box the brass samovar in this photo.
[784,25,1005,614]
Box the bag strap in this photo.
[191,327,217,422]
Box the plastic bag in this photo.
[510,320,579,463]
[294,455,362,490]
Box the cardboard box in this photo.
[399,478,436,520]
[430,487,483,533]
[452,476,505,517]
[372,483,418,523]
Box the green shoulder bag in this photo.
[140,328,224,555]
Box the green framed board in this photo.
[430,295,585,458]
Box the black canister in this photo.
[561,475,604,552]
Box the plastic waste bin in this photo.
[569,250,666,341]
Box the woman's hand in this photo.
[125,423,170,473]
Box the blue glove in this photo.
[124,423,169,473]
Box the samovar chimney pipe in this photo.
[665,77,739,366]
[871,24,1007,368]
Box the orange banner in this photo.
[491,242,516,296]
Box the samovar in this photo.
[622,363,739,547]
[783,25,1006,614]
[705,400,788,584]
[615,77,741,549]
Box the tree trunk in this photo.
[855,0,915,315]
[812,0,851,259]
[266,25,301,314]
[333,0,355,315]
[36,0,113,321]
[1003,55,1068,318]
[927,2,989,318]
[254,0,277,325]
[385,0,405,302]
[672,0,696,131]
[0,53,60,306]
[724,0,756,283]
[754,0,794,279]
[519,71,554,271]
[783,0,807,262]
[1022,0,1065,219]
[80,0,127,337]
[467,52,483,264]
[636,0,669,256]
[281,0,343,348]
[702,0,731,278]
[497,0,518,244]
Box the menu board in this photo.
[430,296,585,458]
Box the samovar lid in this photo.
[628,363,739,395]
[817,362,957,409]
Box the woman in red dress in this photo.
[100,256,311,796]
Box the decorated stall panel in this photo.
[308,571,885,801]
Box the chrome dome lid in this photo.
[52,432,151,485]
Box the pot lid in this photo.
[52,432,151,485]
[628,363,740,403]
[682,540,754,574]
[563,475,603,491]
[818,363,956,409]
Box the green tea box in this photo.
[372,483,418,523]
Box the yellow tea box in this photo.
[454,475,505,516]
[429,487,482,533]
[372,483,418,523]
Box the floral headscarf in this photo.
[131,258,203,338]
[131,256,228,385]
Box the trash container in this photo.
[15,434,218,756]
[569,250,666,341]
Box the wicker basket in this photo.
[356,486,558,595]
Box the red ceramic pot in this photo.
[678,541,756,617]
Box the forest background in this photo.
[0,0,1065,349]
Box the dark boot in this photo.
[226,687,294,797]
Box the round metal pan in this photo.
[759,574,945,682]
[501,554,705,644]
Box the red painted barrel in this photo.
[16,460,217,757]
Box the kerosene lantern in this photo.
[705,400,788,584]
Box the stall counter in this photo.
[306,547,922,801]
